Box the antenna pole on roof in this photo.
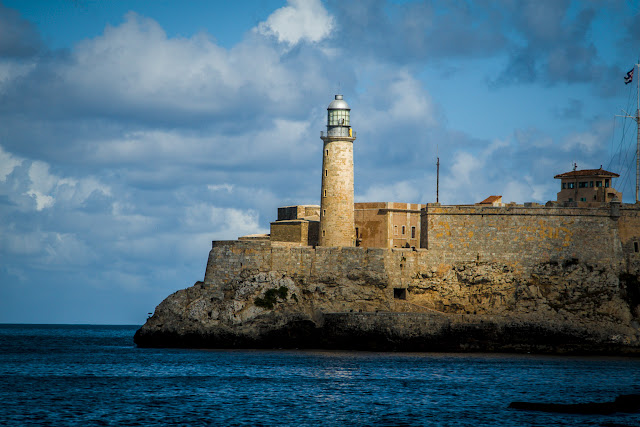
[436,156,440,204]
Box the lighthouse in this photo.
[319,94,356,247]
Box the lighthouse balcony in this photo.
[321,129,356,138]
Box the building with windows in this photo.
[554,168,621,203]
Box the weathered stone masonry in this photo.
[421,203,640,267]
[208,204,640,288]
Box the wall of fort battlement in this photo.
[421,203,640,269]
[205,205,640,288]
[204,239,440,288]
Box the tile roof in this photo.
[478,195,502,204]
[554,168,619,179]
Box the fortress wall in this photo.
[203,240,441,293]
[205,205,640,286]
[422,205,629,269]
[204,240,272,284]
[618,206,640,256]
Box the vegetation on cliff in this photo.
[134,257,640,355]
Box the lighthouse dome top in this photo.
[327,94,350,110]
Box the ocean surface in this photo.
[1,324,639,426]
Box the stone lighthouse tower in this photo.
[319,94,356,247]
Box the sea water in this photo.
[0,324,639,426]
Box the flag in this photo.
[625,68,634,85]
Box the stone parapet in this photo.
[421,204,640,267]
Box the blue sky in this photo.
[1,0,639,324]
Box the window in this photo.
[325,169,327,177]
[328,109,350,126]
[325,149,328,156]
[402,226,406,235]
[394,225,398,235]
[393,288,407,300]
[605,179,610,188]
[322,209,326,216]
[411,226,416,239]
[580,197,586,201]
[568,182,575,189]
[590,181,594,188]
[322,230,325,237]
[635,242,639,253]
[568,198,573,202]
[596,181,602,187]
[562,183,566,189]
[579,182,588,188]
[355,228,359,238]
[323,189,327,197]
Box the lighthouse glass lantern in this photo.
[326,95,351,137]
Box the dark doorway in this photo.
[393,288,407,300]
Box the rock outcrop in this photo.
[134,252,640,354]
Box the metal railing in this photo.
[320,130,356,138]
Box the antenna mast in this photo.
[436,156,440,203]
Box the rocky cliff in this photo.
[134,248,640,355]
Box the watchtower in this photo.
[319,95,356,246]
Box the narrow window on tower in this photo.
[324,189,327,197]
[411,226,416,239]
[326,149,328,156]
[322,230,325,237]
[323,209,326,216]
[402,226,406,235]
[394,225,398,235]
[634,242,639,253]
[325,169,327,177]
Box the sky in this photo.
[1,0,640,325]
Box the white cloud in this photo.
[91,118,315,169]
[0,11,333,126]
[357,70,438,134]
[439,138,513,204]
[502,176,554,204]
[25,190,54,210]
[22,159,111,211]
[256,0,334,46]
[563,131,600,153]
[184,204,265,238]
[0,145,22,181]
[207,183,234,193]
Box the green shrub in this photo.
[254,286,289,309]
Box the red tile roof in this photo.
[554,168,619,179]
[478,195,502,204]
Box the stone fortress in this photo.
[135,95,640,354]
